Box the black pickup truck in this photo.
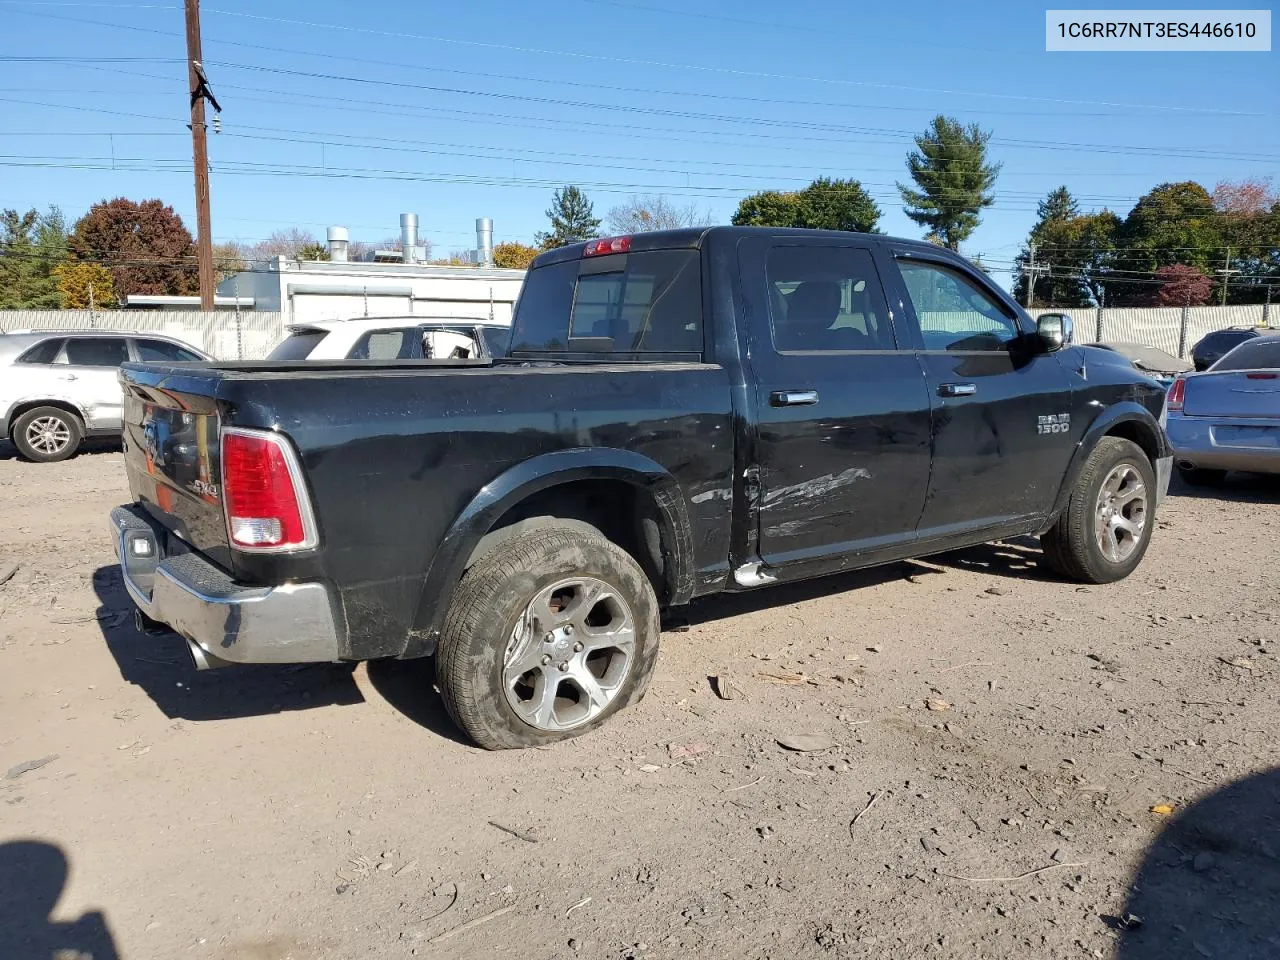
[110,227,1171,749]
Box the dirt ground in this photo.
[2,441,1278,960]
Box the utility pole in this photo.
[185,0,214,310]
[1026,242,1037,310]
[1216,246,1237,308]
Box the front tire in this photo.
[12,406,83,463]
[436,524,660,749]
[1041,437,1156,584]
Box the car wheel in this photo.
[1176,465,1227,486]
[1040,437,1156,584]
[12,406,84,463]
[436,523,660,749]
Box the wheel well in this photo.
[1104,419,1160,464]
[7,400,84,437]
[467,479,671,601]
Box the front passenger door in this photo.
[888,254,1077,536]
[56,336,130,431]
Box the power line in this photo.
[4,4,1265,118]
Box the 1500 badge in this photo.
[1037,413,1071,435]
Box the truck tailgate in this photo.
[119,365,233,567]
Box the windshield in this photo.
[266,330,325,360]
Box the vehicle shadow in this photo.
[0,840,120,960]
[1112,766,1280,958]
[364,658,474,747]
[91,565,364,722]
[1167,471,1280,503]
[0,437,121,461]
[929,535,1057,582]
[674,562,924,629]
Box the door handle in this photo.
[938,382,976,397]
[770,389,819,407]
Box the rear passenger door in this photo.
[885,250,1077,536]
[56,336,131,431]
[739,237,933,574]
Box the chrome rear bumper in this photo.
[109,505,341,668]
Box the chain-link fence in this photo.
[0,310,286,360]
[1043,303,1271,358]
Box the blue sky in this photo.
[1,0,1275,286]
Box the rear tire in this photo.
[1041,437,1156,584]
[1176,465,1227,487]
[436,523,660,750]
[12,406,83,463]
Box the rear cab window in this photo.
[509,248,702,359]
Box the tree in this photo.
[0,207,67,308]
[492,241,539,270]
[1112,182,1222,304]
[296,242,330,262]
[1211,179,1280,303]
[52,262,117,308]
[606,194,712,234]
[1037,186,1080,224]
[69,198,196,299]
[212,241,246,282]
[1013,187,1093,306]
[731,178,881,233]
[1152,264,1213,306]
[246,227,322,263]
[897,115,1001,250]
[535,186,601,249]
[731,190,805,228]
[1212,177,1278,215]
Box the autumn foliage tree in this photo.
[1152,264,1213,306]
[52,262,117,308]
[69,198,196,299]
[492,241,539,269]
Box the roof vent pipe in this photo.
[476,217,494,267]
[326,226,349,263]
[400,213,418,264]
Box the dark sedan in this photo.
[1191,327,1269,372]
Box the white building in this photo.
[216,216,526,326]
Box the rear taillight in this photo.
[584,236,632,257]
[220,428,317,552]
[1166,376,1185,411]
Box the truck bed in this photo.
[117,359,736,659]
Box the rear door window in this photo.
[348,329,416,360]
[765,246,896,352]
[16,338,65,364]
[266,330,326,360]
[62,337,129,366]
[510,250,702,357]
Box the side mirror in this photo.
[1037,312,1073,352]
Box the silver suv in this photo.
[1,330,209,462]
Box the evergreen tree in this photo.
[0,207,66,308]
[897,115,1001,250]
[535,186,601,250]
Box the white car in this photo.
[1,330,209,463]
[266,317,512,362]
